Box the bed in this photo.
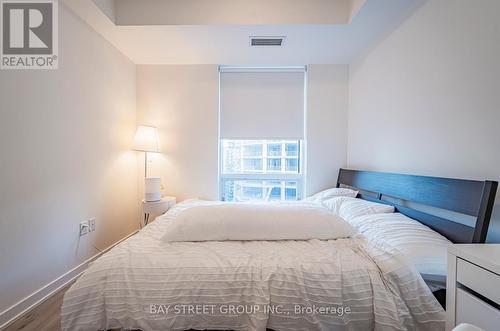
[61,169,497,331]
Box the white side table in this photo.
[142,196,176,226]
[446,244,500,331]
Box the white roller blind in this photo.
[220,70,305,139]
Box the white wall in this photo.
[136,65,220,201]
[307,65,349,194]
[136,64,348,200]
[348,0,500,241]
[0,4,139,318]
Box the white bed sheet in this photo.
[347,213,451,277]
[62,200,445,331]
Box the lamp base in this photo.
[145,192,161,202]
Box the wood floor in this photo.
[3,282,73,331]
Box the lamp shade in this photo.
[133,125,159,152]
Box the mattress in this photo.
[61,200,445,331]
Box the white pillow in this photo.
[322,197,395,220]
[349,213,451,276]
[321,196,350,214]
[304,187,358,203]
[161,203,356,242]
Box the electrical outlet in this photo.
[89,218,96,232]
[79,221,89,236]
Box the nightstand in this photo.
[142,196,176,226]
[446,244,500,331]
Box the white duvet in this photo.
[61,200,445,331]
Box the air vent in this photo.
[249,36,285,47]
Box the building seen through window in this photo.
[221,140,302,201]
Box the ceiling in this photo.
[108,0,361,25]
[62,0,426,65]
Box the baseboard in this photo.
[0,230,139,330]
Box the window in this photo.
[242,144,263,157]
[268,143,281,156]
[285,143,298,156]
[285,158,298,172]
[219,68,306,202]
[267,158,281,171]
[220,140,303,201]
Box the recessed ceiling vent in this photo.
[250,36,285,46]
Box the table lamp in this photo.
[133,125,161,201]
